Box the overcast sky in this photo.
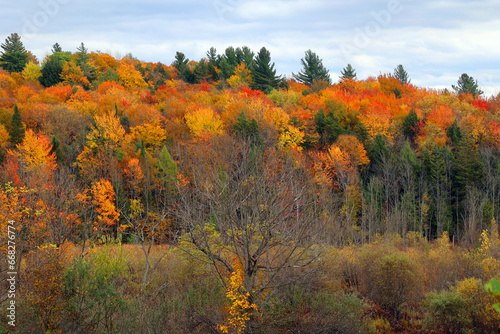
[1,0,499,96]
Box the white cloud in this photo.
[0,0,499,95]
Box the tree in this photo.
[51,43,62,53]
[394,64,410,85]
[292,50,331,86]
[315,108,344,146]
[173,51,194,83]
[22,61,42,82]
[178,138,325,331]
[402,109,420,142]
[251,47,281,93]
[340,64,357,81]
[452,73,483,97]
[75,42,96,83]
[9,104,25,145]
[0,33,29,73]
[39,52,72,87]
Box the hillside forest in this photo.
[2,33,500,333]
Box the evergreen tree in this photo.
[340,64,357,81]
[9,105,25,145]
[394,64,410,85]
[292,50,331,86]
[237,46,254,70]
[402,109,420,142]
[447,120,462,146]
[173,52,195,83]
[158,146,178,186]
[39,51,72,87]
[192,59,211,83]
[234,112,261,146]
[315,108,344,146]
[452,73,483,97]
[251,47,281,93]
[51,43,62,53]
[50,135,65,165]
[75,42,96,83]
[0,33,29,73]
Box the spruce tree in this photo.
[315,108,344,145]
[51,43,63,53]
[0,33,29,73]
[251,47,281,93]
[402,109,420,142]
[9,105,25,145]
[452,73,483,97]
[293,50,331,86]
[340,64,357,81]
[40,51,72,87]
[394,64,410,85]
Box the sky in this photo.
[1,0,499,96]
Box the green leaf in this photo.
[484,278,500,296]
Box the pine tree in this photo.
[0,33,29,73]
[173,52,195,83]
[50,135,64,165]
[39,51,72,87]
[315,108,344,146]
[394,64,410,85]
[402,109,420,142]
[251,47,281,93]
[9,105,25,145]
[447,120,462,146]
[292,50,331,86]
[51,43,62,53]
[340,64,357,81]
[75,42,96,83]
[452,73,483,97]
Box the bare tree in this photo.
[176,136,326,306]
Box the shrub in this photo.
[361,251,422,318]
[423,290,472,333]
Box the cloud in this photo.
[0,0,499,96]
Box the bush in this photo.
[360,250,422,319]
[260,285,369,333]
[423,290,472,333]
[455,277,500,333]
[62,245,128,334]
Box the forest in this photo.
[1,32,500,333]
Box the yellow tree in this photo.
[227,63,253,88]
[22,61,42,83]
[185,106,224,138]
[116,60,148,88]
[76,112,127,183]
[91,179,119,235]
[60,60,90,88]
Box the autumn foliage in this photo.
[2,45,500,333]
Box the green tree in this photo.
[51,43,63,53]
[234,111,261,146]
[9,104,25,145]
[75,42,96,83]
[447,120,462,146]
[173,51,195,83]
[292,50,331,86]
[251,47,281,93]
[340,64,357,81]
[315,108,344,146]
[402,109,420,142]
[0,33,29,73]
[39,51,72,87]
[452,73,483,97]
[394,64,410,85]
[50,135,65,165]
